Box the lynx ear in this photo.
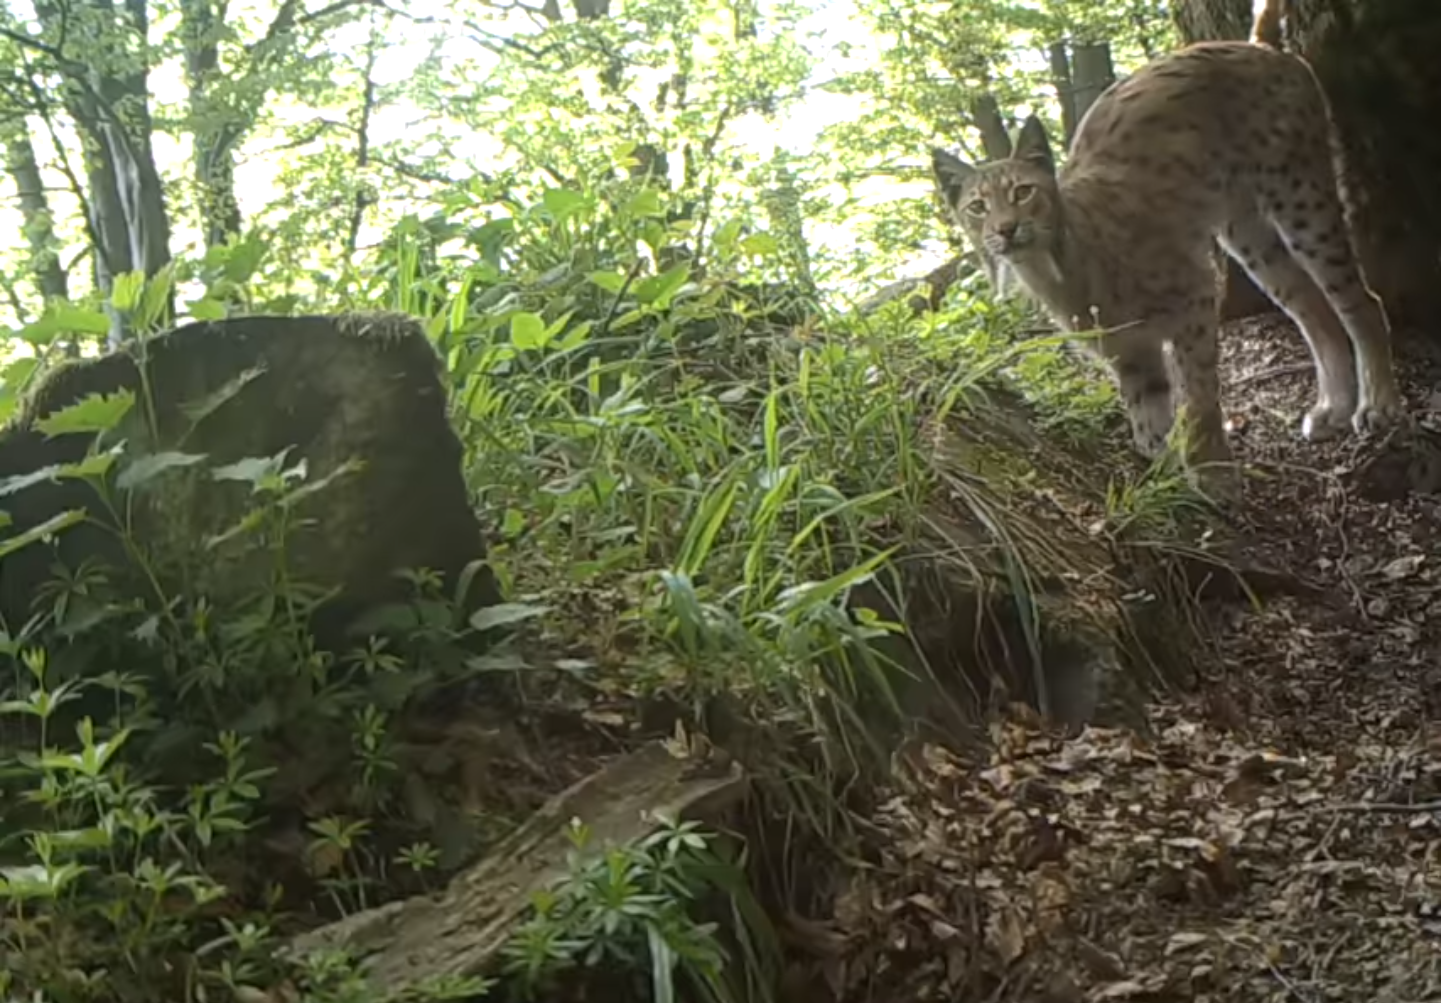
[931,147,976,208]
[1013,115,1056,174]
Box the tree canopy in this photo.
[0,0,1176,360]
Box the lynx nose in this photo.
[995,221,1018,240]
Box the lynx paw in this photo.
[1301,401,1354,442]
[1188,461,1243,508]
[1127,401,1175,459]
[1351,396,1407,436]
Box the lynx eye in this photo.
[1012,183,1037,203]
[964,198,988,217]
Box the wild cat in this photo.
[930,41,1406,502]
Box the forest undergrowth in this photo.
[1,171,1428,1003]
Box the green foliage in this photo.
[502,817,777,1003]
[0,1,1215,999]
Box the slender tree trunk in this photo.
[182,0,244,249]
[2,121,68,302]
[1070,43,1115,127]
[970,95,1011,160]
[35,0,174,344]
[1171,0,1252,42]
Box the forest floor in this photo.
[815,315,1441,1003]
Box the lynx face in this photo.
[931,117,1062,265]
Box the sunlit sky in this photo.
[0,0,1058,329]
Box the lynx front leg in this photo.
[1107,337,1174,459]
[1168,312,1241,504]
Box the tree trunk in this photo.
[2,121,69,303]
[182,0,244,250]
[969,94,1011,160]
[1171,0,1252,43]
[1071,43,1116,127]
[1175,0,1441,335]
[34,0,175,345]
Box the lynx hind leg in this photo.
[1261,162,1406,434]
[1167,311,1241,503]
[1219,217,1357,441]
[1106,337,1174,459]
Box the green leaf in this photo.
[212,449,293,487]
[468,602,549,633]
[58,451,119,480]
[740,233,780,256]
[110,271,145,313]
[0,509,86,559]
[464,652,532,672]
[634,264,691,308]
[16,304,111,345]
[588,271,629,294]
[223,236,268,284]
[624,188,665,218]
[187,297,227,321]
[116,451,208,492]
[33,391,135,438]
[556,320,593,351]
[509,312,546,351]
[0,465,62,497]
[135,264,175,329]
[541,188,588,219]
[2,356,38,389]
[713,218,743,249]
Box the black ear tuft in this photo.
[931,147,975,205]
[1013,116,1056,174]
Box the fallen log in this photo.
[285,741,748,994]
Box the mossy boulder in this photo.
[0,313,499,641]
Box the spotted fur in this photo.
[931,41,1406,503]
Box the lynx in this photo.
[931,41,1406,502]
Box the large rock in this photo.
[0,313,499,641]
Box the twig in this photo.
[1234,361,1311,387]
[1332,799,1441,813]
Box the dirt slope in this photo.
[818,316,1441,1003]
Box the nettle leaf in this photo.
[117,452,209,492]
[468,602,549,633]
[34,391,135,438]
[16,304,111,345]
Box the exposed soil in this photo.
[809,315,1441,1003]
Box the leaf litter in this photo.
[812,319,1441,1003]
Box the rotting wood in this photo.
[284,741,748,995]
